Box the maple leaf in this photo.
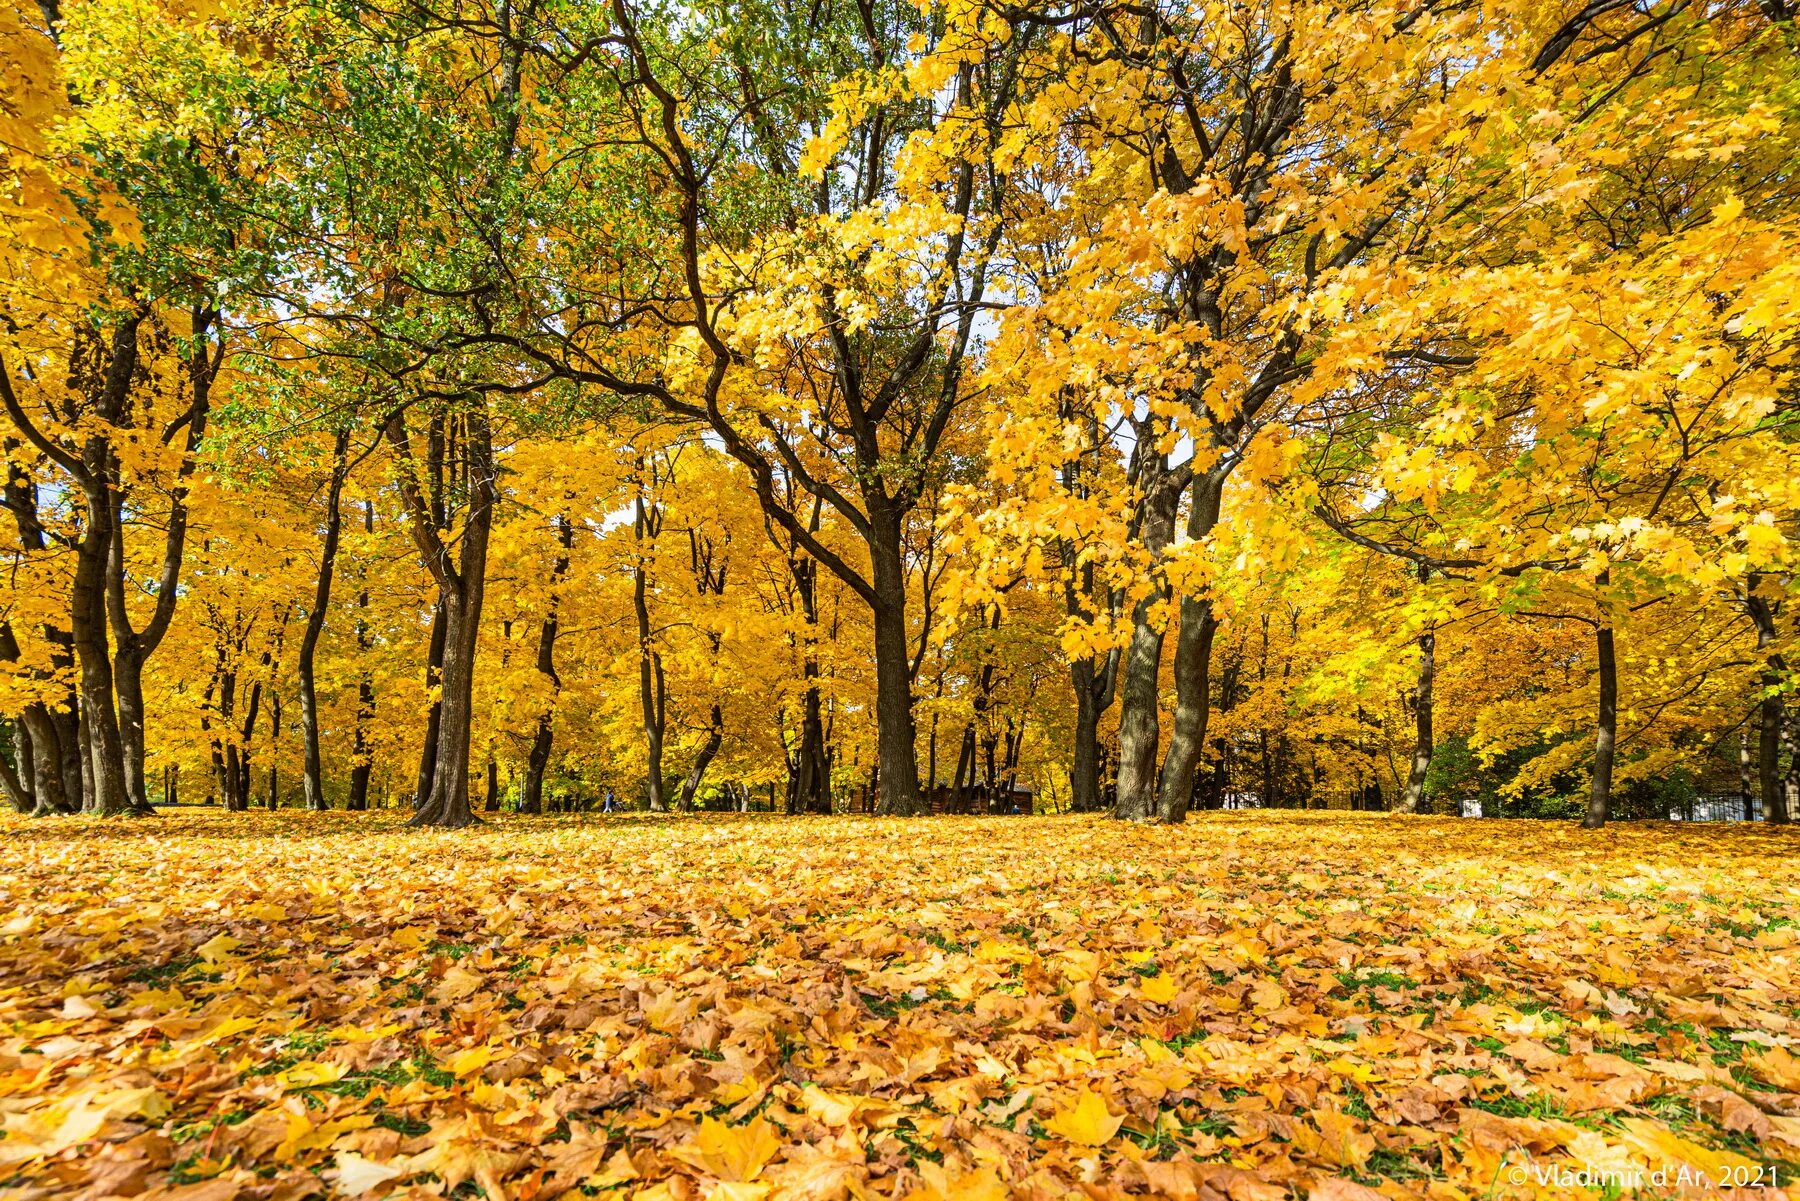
[1043,1088,1123,1146]
[334,1150,406,1195]
[1744,1046,1800,1092]
[669,1116,781,1182]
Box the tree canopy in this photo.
[1,0,1797,828]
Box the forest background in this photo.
[2,0,1798,830]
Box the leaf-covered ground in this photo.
[2,813,1798,1201]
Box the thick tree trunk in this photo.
[1745,585,1790,825]
[412,577,484,827]
[300,429,350,812]
[678,704,724,811]
[0,622,73,814]
[22,705,70,814]
[1583,617,1617,829]
[413,599,446,808]
[1113,463,1180,821]
[388,405,495,830]
[112,644,157,813]
[54,696,81,812]
[1155,603,1216,824]
[0,726,29,813]
[790,683,830,814]
[869,517,922,816]
[73,516,130,815]
[1068,648,1118,814]
[104,309,213,816]
[1154,470,1225,823]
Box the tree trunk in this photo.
[791,682,829,814]
[484,754,500,812]
[348,502,376,812]
[300,429,350,812]
[1583,603,1616,829]
[869,516,922,816]
[414,599,446,808]
[678,704,724,811]
[72,499,130,814]
[1154,603,1216,824]
[389,405,495,830]
[634,501,667,812]
[950,725,974,814]
[111,640,158,813]
[1068,649,1118,814]
[238,677,262,811]
[1782,702,1799,827]
[413,576,484,827]
[0,623,73,815]
[1154,470,1225,823]
[1398,625,1435,813]
[104,309,214,815]
[266,692,282,809]
[22,704,70,814]
[1113,462,1180,821]
[1745,584,1790,825]
[54,696,81,812]
[521,513,572,816]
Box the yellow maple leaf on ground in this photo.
[669,1115,781,1182]
[1616,1117,1757,1178]
[1043,1087,1123,1146]
[1139,973,1179,1004]
[195,933,241,964]
[334,1150,405,1195]
[1744,1045,1800,1092]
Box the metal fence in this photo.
[1670,794,1760,822]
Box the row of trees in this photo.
[1,0,1796,828]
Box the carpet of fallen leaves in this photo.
[3,812,1799,1201]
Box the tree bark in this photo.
[413,599,446,808]
[300,428,351,811]
[105,307,215,815]
[792,682,830,813]
[520,514,572,815]
[1398,625,1435,813]
[266,692,282,809]
[22,705,70,814]
[678,704,724,810]
[415,420,492,830]
[1155,469,1226,823]
[1782,700,1799,828]
[348,503,375,812]
[633,490,668,812]
[1398,565,1436,814]
[1583,577,1616,829]
[869,511,923,815]
[1745,583,1790,825]
[1113,457,1181,820]
[237,676,262,811]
